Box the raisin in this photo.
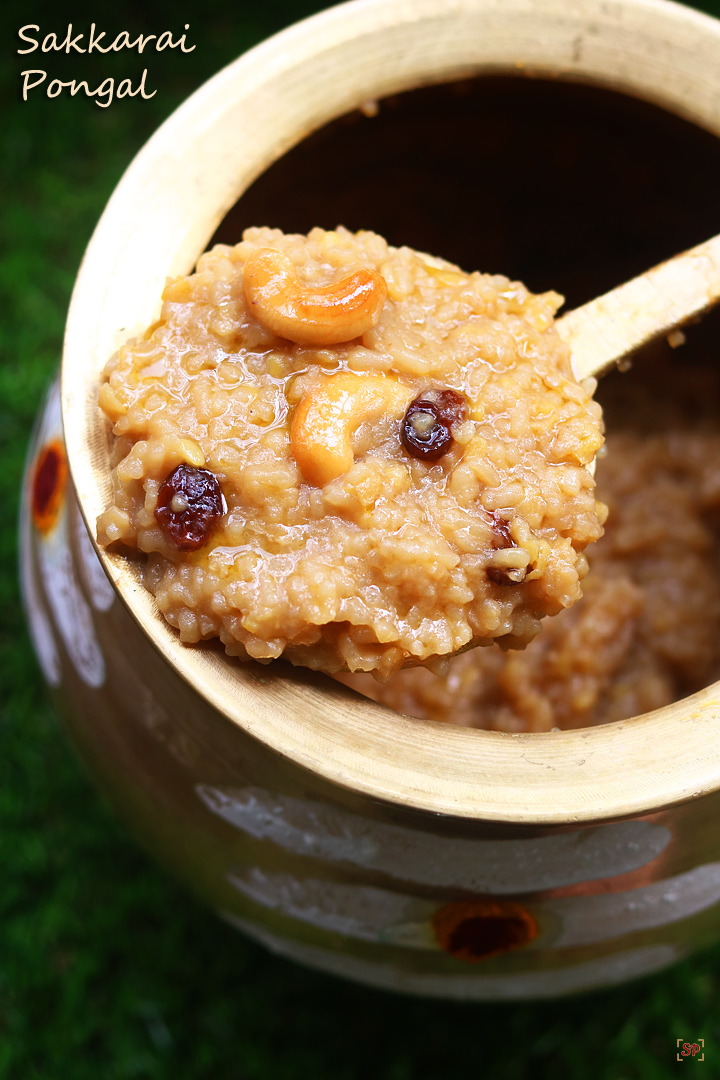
[155,464,225,551]
[487,512,527,586]
[490,511,514,549]
[487,565,527,587]
[401,389,467,462]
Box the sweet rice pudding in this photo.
[97,227,604,678]
[341,352,720,729]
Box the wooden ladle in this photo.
[557,233,720,380]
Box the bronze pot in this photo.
[20,0,720,998]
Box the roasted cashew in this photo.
[291,372,413,486]
[242,247,387,346]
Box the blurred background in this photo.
[3,0,720,1076]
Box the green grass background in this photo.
[3,0,720,1076]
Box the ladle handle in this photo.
[556,234,720,381]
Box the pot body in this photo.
[20,380,720,999]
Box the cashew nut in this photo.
[291,372,413,486]
[242,247,387,346]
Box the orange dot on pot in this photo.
[32,440,67,534]
[432,899,538,964]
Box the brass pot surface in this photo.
[20,0,720,998]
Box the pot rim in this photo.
[62,0,720,825]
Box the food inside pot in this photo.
[340,341,720,729]
[96,76,720,725]
[97,227,603,678]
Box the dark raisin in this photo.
[401,389,467,462]
[155,464,225,551]
[487,565,527,587]
[487,512,527,586]
[490,511,514,549]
